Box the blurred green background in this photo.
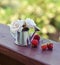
[0,0,60,41]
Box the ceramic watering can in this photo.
[10,18,40,46]
[10,27,39,46]
[10,27,30,46]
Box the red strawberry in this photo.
[47,43,53,50]
[33,34,40,41]
[41,44,47,51]
[31,39,38,47]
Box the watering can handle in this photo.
[30,31,36,41]
[30,26,40,41]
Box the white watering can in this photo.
[10,18,40,46]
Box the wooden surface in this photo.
[0,24,60,65]
[0,53,25,65]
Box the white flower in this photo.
[10,20,25,32]
[25,18,36,28]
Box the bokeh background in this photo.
[0,0,60,42]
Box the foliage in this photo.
[0,0,60,39]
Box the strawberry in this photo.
[41,44,47,51]
[47,43,53,50]
[31,39,38,47]
[33,34,40,41]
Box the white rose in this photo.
[10,20,25,32]
[25,18,36,28]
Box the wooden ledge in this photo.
[0,24,60,65]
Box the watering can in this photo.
[10,26,40,46]
[10,19,40,46]
[10,27,30,46]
